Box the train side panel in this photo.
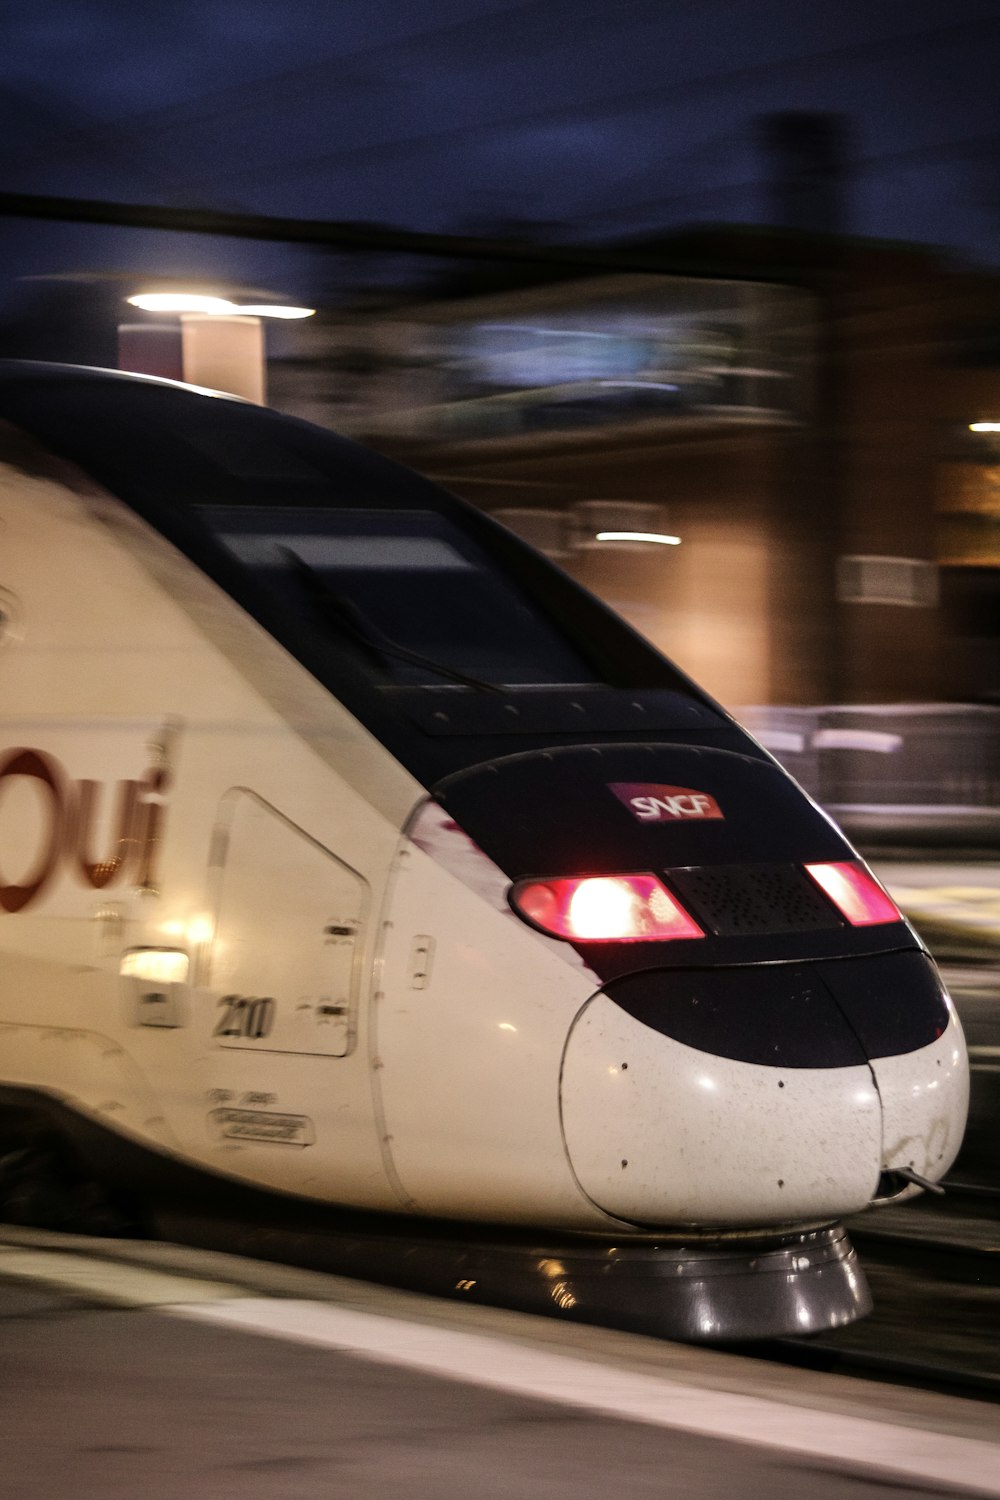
[375,837,608,1228]
[870,1019,969,1185]
[0,457,422,1210]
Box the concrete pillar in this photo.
[180,314,266,403]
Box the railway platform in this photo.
[1,1225,998,1500]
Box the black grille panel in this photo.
[665,863,843,936]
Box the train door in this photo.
[209,789,367,1057]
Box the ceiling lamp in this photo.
[127,293,238,314]
[127,293,314,319]
[572,500,679,551]
[231,304,315,319]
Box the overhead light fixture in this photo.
[231,304,315,319]
[128,293,238,314]
[571,500,678,551]
[969,421,1000,432]
[595,531,681,545]
[127,293,315,319]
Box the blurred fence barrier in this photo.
[740,704,1000,846]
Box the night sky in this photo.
[2,0,1000,298]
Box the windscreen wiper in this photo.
[281,547,502,694]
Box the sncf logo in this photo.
[609,782,724,823]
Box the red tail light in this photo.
[510,874,704,943]
[804,861,901,926]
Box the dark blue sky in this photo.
[2,0,1000,299]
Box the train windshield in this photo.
[197,504,600,687]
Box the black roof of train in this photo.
[0,358,736,781]
[0,358,455,511]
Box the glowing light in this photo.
[569,877,635,938]
[128,293,237,314]
[969,421,1000,432]
[512,873,703,943]
[232,304,315,319]
[187,916,214,945]
[127,294,315,320]
[120,948,189,984]
[497,1022,517,1032]
[804,861,901,926]
[595,531,681,545]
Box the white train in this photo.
[0,362,968,1340]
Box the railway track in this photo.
[759,1184,1000,1402]
[760,1335,1000,1403]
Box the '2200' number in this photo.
[214,994,276,1041]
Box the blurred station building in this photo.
[3,224,1000,723]
[263,228,1000,714]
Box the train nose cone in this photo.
[560,977,884,1226]
[868,1009,969,1185]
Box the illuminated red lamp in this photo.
[804,861,901,926]
[511,873,704,943]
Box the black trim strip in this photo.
[601,949,950,1067]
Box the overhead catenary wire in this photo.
[169,12,1000,192]
[574,128,1000,226]
[0,0,676,175]
[5,9,997,203]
